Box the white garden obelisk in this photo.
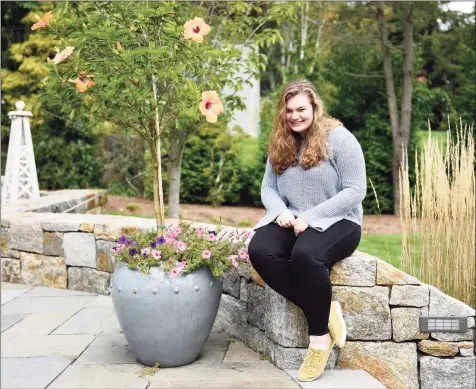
[2,101,40,203]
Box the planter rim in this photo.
[114,261,223,280]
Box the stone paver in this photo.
[1,295,96,315]
[86,294,114,309]
[47,364,149,389]
[51,307,114,335]
[22,285,95,297]
[2,312,76,336]
[148,379,299,388]
[148,362,299,385]
[97,313,121,332]
[222,339,263,363]
[75,331,138,365]
[286,369,387,388]
[0,282,386,389]
[1,334,96,357]
[1,356,73,389]
[1,288,31,305]
[193,331,229,363]
[1,282,33,290]
[1,313,28,332]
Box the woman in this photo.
[248,79,366,382]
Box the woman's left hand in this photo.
[294,217,309,236]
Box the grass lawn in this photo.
[358,233,422,273]
[358,233,403,268]
[417,129,448,151]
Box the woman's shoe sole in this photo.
[332,301,346,348]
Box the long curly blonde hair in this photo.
[268,79,342,175]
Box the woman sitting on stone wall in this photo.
[248,78,367,382]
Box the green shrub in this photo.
[125,203,140,212]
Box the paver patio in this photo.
[1,282,386,388]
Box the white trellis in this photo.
[2,101,40,203]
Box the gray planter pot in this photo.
[111,262,223,367]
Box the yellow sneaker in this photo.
[328,300,346,348]
[297,337,335,382]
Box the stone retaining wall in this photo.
[214,250,475,389]
[1,192,474,389]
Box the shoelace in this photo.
[303,348,325,369]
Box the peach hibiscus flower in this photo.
[183,17,211,43]
[31,11,52,30]
[68,72,96,93]
[50,46,74,65]
[199,91,224,123]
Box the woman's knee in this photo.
[290,246,326,268]
[247,234,266,264]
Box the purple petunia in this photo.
[150,241,157,249]
[128,247,138,256]
[118,236,127,244]
[126,239,136,246]
[155,236,166,246]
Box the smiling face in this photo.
[285,93,314,138]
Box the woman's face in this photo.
[285,93,313,137]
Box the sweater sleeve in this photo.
[298,131,367,229]
[261,156,289,221]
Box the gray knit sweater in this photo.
[253,125,367,232]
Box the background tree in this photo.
[1,1,104,189]
[375,1,414,216]
[163,0,301,218]
[37,1,272,232]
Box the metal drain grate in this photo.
[419,316,468,333]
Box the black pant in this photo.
[248,219,361,336]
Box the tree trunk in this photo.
[377,1,413,217]
[300,1,309,61]
[150,144,164,236]
[167,127,187,219]
[398,3,414,219]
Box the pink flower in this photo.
[168,258,173,262]
[176,241,188,252]
[241,231,252,239]
[206,233,216,242]
[195,225,205,235]
[232,258,239,268]
[141,247,151,257]
[177,261,186,268]
[151,249,161,260]
[238,249,249,260]
[170,267,181,277]
[202,249,211,259]
[174,227,182,236]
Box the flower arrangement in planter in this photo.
[107,220,253,367]
[110,220,251,278]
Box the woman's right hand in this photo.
[275,210,297,228]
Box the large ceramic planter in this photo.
[111,262,223,367]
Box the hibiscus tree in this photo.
[33,2,254,237]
